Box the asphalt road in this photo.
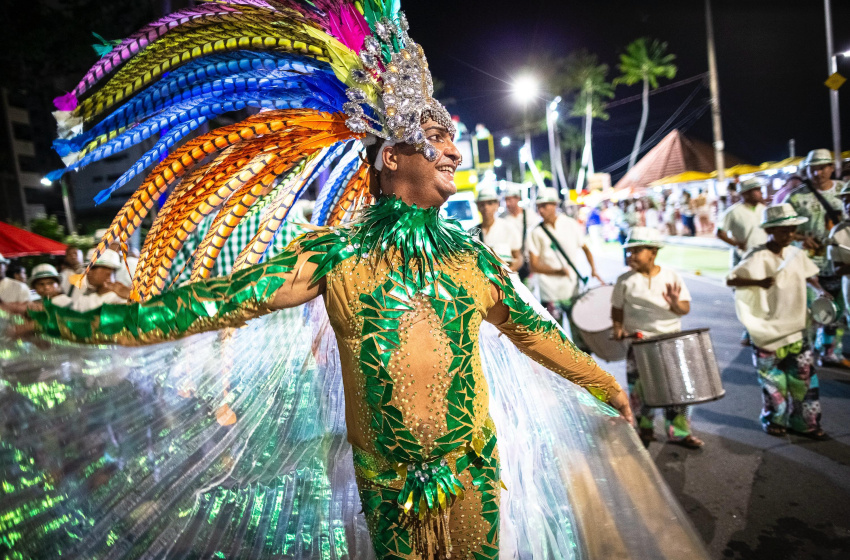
[589,253,850,559]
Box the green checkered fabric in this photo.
[166,208,309,287]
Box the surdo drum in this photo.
[570,285,628,362]
[630,328,725,407]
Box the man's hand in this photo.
[802,236,821,251]
[736,241,748,252]
[104,281,132,300]
[612,322,626,340]
[591,269,606,285]
[663,283,681,308]
[757,277,775,289]
[608,389,634,426]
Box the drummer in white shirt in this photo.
[61,249,131,312]
[612,227,704,449]
[473,186,524,272]
[716,177,768,267]
[727,204,828,440]
[529,188,604,341]
[828,183,850,326]
[500,187,538,279]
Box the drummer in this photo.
[727,204,829,440]
[827,183,850,337]
[612,227,704,449]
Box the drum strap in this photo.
[537,224,588,285]
[804,178,842,231]
[520,209,527,252]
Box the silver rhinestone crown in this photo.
[343,12,455,161]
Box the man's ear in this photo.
[382,144,399,171]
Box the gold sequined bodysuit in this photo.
[33,198,621,560]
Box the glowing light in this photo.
[40,177,52,187]
[500,136,511,147]
[511,76,539,104]
[494,159,503,168]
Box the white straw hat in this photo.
[29,263,62,286]
[92,249,122,270]
[624,226,665,248]
[535,187,560,204]
[739,177,765,193]
[803,149,834,168]
[504,186,522,199]
[760,203,808,228]
[475,186,499,202]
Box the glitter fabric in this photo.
[6,198,711,559]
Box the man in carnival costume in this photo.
[2,2,713,559]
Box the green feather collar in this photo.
[303,196,479,286]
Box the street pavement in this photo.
[587,246,850,559]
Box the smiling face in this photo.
[625,246,658,273]
[377,120,461,208]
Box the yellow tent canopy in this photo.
[649,151,850,187]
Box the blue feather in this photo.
[314,143,364,226]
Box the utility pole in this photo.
[705,0,726,189]
[824,0,842,175]
[546,97,562,195]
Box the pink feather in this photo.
[53,92,78,111]
[328,4,369,52]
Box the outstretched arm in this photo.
[477,251,632,423]
[29,239,324,346]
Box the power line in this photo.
[600,83,708,173]
[605,73,709,109]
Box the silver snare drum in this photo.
[631,328,725,407]
[811,295,839,325]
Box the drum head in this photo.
[811,297,839,325]
[571,285,615,332]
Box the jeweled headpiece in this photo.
[342,13,455,160]
[46,0,457,301]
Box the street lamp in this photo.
[546,96,567,194]
[511,76,539,191]
[511,76,539,105]
[41,176,76,235]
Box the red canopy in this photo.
[0,221,67,258]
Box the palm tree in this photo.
[555,50,615,191]
[614,38,678,170]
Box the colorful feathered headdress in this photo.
[49,0,454,301]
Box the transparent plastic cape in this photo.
[0,301,708,559]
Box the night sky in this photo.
[405,0,850,178]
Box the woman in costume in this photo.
[2,2,709,558]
